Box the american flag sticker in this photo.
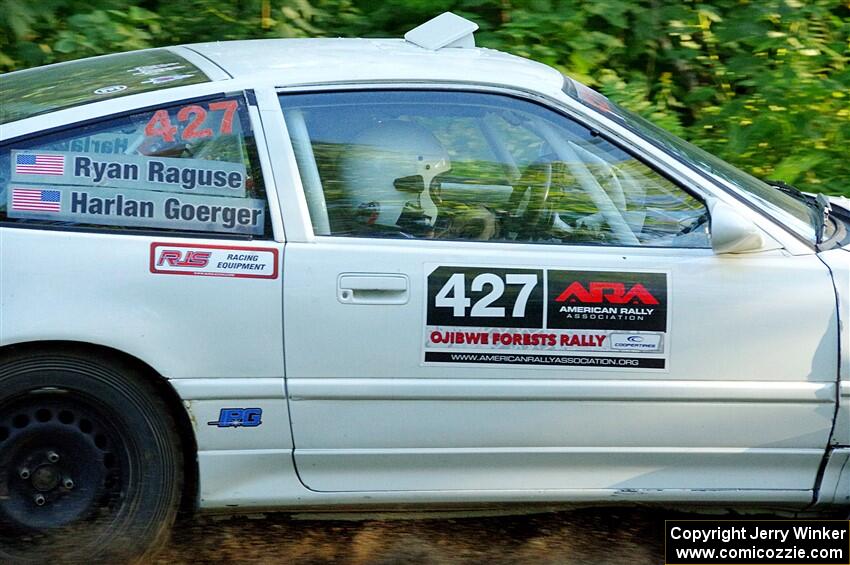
[14,153,66,176]
[11,188,62,212]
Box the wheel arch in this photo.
[0,339,200,515]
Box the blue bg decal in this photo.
[208,408,262,428]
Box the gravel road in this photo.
[152,506,676,564]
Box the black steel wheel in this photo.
[0,349,183,563]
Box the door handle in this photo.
[338,274,409,304]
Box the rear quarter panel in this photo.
[0,227,284,380]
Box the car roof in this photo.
[183,38,565,94]
[1,37,566,131]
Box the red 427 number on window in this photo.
[144,100,239,142]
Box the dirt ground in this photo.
[151,506,676,564]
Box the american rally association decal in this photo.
[424,265,668,370]
[150,243,278,279]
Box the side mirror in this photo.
[709,200,766,254]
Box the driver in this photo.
[341,120,451,238]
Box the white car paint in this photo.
[1,34,847,512]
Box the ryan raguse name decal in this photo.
[11,150,247,198]
[424,265,668,369]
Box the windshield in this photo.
[0,49,209,125]
[562,78,819,243]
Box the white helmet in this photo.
[341,121,451,235]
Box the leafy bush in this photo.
[1,0,847,194]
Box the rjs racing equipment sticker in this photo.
[424,265,668,370]
[150,243,278,278]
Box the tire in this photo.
[0,348,183,564]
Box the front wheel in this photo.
[0,349,183,563]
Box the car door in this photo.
[276,88,837,498]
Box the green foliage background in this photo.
[1,0,848,195]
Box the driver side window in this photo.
[280,90,709,248]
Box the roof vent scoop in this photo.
[404,12,479,50]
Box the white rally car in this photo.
[1,12,848,562]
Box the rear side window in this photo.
[0,93,270,237]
